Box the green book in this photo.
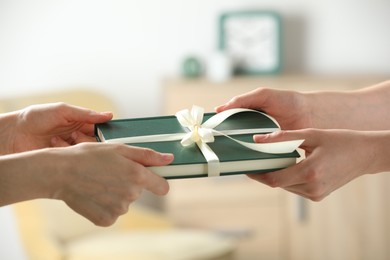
[95,111,300,179]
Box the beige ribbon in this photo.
[106,106,304,177]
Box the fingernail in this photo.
[156,183,170,195]
[102,111,113,116]
[253,134,268,142]
[215,105,225,112]
[161,153,174,161]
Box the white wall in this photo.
[0,0,389,117]
[0,0,389,258]
[0,207,27,260]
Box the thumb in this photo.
[215,88,269,113]
[62,104,113,124]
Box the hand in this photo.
[5,102,113,154]
[216,82,390,131]
[215,88,312,130]
[248,129,390,201]
[48,143,173,226]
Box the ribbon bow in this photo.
[176,106,214,146]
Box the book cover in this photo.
[95,109,301,179]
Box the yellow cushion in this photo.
[65,229,235,260]
[37,200,174,242]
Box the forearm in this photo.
[0,148,64,206]
[353,80,390,129]
[306,80,390,130]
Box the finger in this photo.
[247,172,317,200]
[74,122,105,137]
[253,129,316,148]
[142,168,170,196]
[254,130,304,143]
[281,186,324,202]
[119,146,173,195]
[66,196,118,227]
[51,136,71,147]
[247,160,308,189]
[284,182,333,202]
[120,146,174,167]
[71,131,98,144]
[215,88,268,112]
[125,159,170,196]
[112,145,173,195]
[60,103,113,124]
[74,123,96,137]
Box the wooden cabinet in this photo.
[162,75,390,260]
[285,174,390,260]
[166,176,287,259]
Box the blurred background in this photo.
[1,0,389,117]
[1,0,389,259]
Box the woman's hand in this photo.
[0,142,173,226]
[215,88,313,130]
[1,102,112,154]
[54,143,173,226]
[248,129,390,201]
[216,81,390,131]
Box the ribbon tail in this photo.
[202,108,281,129]
[196,141,220,177]
[212,129,304,154]
[234,138,304,154]
[105,133,187,144]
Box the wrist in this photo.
[0,149,53,205]
[0,147,73,205]
[0,111,20,155]
[40,147,76,201]
[365,131,390,174]
[305,90,359,129]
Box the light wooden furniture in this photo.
[162,75,390,260]
[1,88,236,260]
[163,75,389,113]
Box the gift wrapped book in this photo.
[95,106,303,179]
